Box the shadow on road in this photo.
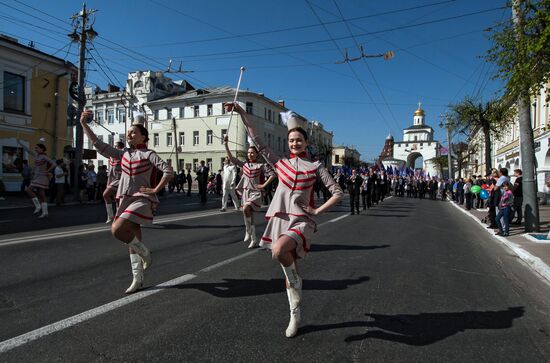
[299,306,525,345]
[309,244,390,252]
[171,276,370,297]
[362,214,409,218]
[146,224,242,230]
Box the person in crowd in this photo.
[196,160,209,204]
[186,169,193,196]
[81,110,173,294]
[347,168,363,215]
[86,164,97,203]
[103,141,124,223]
[54,159,67,206]
[361,171,370,210]
[495,181,514,236]
[16,140,54,218]
[226,103,342,338]
[487,170,500,229]
[511,169,523,224]
[464,177,473,210]
[220,157,240,212]
[96,165,108,201]
[20,159,32,193]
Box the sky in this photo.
[0,0,510,162]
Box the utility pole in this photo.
[172,117,180,173]
[513,0,539,232]
[68,4,98,201]
[439,113,453,179]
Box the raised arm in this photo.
[225,102,279,166]
[80,110,123,159]
[16,139,35,158]
[223,136,243,167]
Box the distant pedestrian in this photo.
[186,169,192,196]
[54,159,67,206]
[196,160,209,204]
[511,169,523,224]
[103,141,124,223]
[495,181,514,236]
[220,157,240,212]
[346,168,362,214]
[86,164,97,203]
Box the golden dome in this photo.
[414,107,425,116]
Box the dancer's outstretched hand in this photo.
[224,102,244,114]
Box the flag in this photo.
[439,146,448,155]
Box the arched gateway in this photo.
[378,103,442,177]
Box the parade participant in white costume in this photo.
[81,110,173,294]
[224,135,275,248]
[225,103,343,338]
[103,141,124,223]
[17,139,54,218]
[220,157,240,212]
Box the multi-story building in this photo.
[332,146,361,170]
[0,34,77,191]
[492,82,550,193]
[146,87,334,173]
[83,71,190,167]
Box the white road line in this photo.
[449,201,550,285]
[0,210,222,247]
[0,249,259,354]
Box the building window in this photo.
[118,109,126,123]
[108,134,114,146]
[107,109,115,124]
[267,133,271,147]
[194,105,199,117]
[221,157,225,167]
[193,158,199,172]
[167,132,173,147]
[206,158,212,171]
[278,114,282,125]
[179,132,185,145]
[97,135,104,143]
[3,71,25,112]
[264,108,267,119]
[207,130,213,145]
[268,109,272,121]
[207,104,213,116]
[167,108,172,119]
[153,133,159,147]
[179,107,185,118]
[222,102,227,114]
[335,155,340,163]
[278,137,281,151]
[221,129,227,144]
[119,133,125,144]
[154,109,159,120]
[193,131,199,145]
[96,110,104,124]
[246,102,253,114]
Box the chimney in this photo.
[278,100,285,107]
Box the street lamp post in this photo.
[439,113,453,180]
[68,4,98,201]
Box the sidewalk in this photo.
[450,199,550,285]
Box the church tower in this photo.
[413,102,425,126]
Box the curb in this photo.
[449,201,550,285]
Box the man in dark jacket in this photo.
[511,169,523,224]
[196,160,209,203]
[347,168,363,215]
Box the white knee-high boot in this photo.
[32,197,41,214]
[125,254,144,294]
[105,203,114,223]
[38,202,48,219]
[243,216,252,242]
[128,237,151,269]
[282,263,302,338]
[248,215,259,248]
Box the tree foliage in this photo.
[487,0,550,100]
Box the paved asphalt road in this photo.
[0,195,549,362]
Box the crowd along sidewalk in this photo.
[449,199,550,285]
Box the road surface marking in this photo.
[0,249,259,353]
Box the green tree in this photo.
[486,0,549,231]
[448,97,513,173]
[429,155,448,178]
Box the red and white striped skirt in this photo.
[260,213,316,259]
[115,196,156,225]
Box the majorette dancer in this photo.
[103,141,124,223]
[81,111,173,294]
[225,103,343,338]
[224,135,275,249]
[17,139,54,219]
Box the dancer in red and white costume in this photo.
[224,136,275,248]
[103,141,124,223]
[17,140,54,218]
[226,103,343,337]
[81,111,173,293]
